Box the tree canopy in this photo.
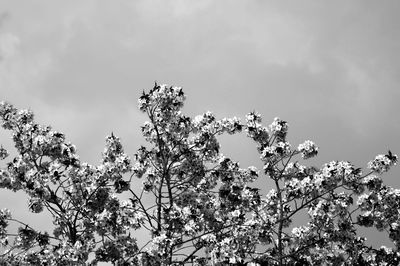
[0,84,399,265]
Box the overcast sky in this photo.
[1,0,400,248]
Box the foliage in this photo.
[0,83,399,265]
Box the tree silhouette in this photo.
[0,83,399,265]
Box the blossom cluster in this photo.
[138,83,185,114]
[357,187,400,247]
[269,117,288,141]
[0,146,8,160]
[260,141,292,163]
[245,111,269,148]
[297,140,318,159]
[0,209,11,245]
[368,152,398,173]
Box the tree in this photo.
[0,83,399,265]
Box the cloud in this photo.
[0,32,19,59]
[0,3,84,105]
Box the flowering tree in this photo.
[0,83,399,265]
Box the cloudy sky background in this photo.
[1,0,400,249]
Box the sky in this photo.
[0,0,400,251]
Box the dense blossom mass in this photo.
[0,83,399,265]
